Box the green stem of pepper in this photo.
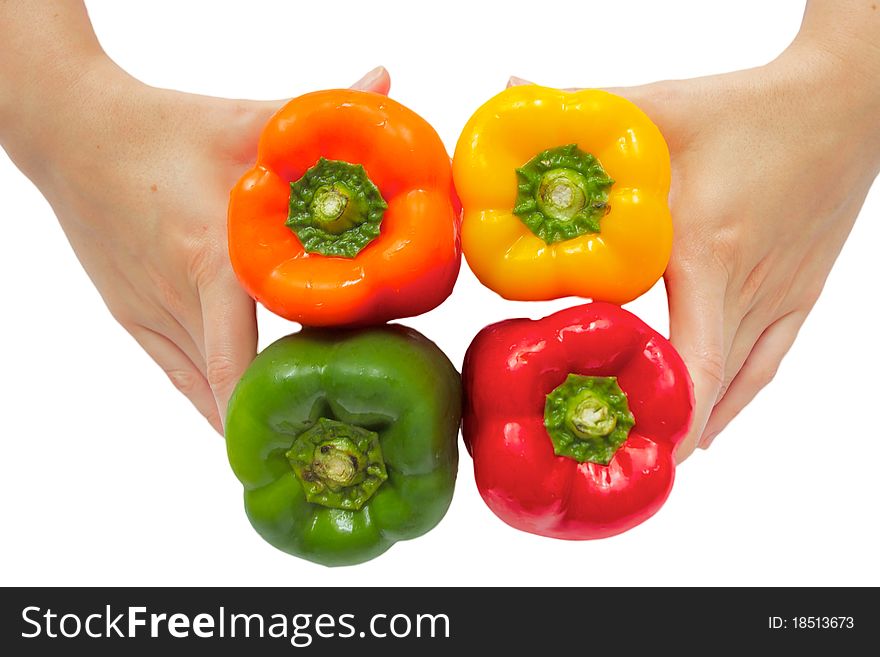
[310,184,354,233]
[286,158,387,258]
[544,374,635,465]
[513,144,614,244]
[286,418,388,510]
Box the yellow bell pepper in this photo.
[452,85,672,304]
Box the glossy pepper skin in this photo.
[229,89,461,326]
[453,85,672,304]
[462,303,693,539]
[225,325,461,566]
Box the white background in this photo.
[2,0,878,586]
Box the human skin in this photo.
[0,1,390,432]
[2,2,878,459]
[512,0,880,460]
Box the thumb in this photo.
[247,66,391,127]
[200,274,258,430]
[601,80,685,136]
[351,66,391,95]
[665,265,726,463]
[507,75,536,88]
[506,75,678,133]
[232,67,392,159]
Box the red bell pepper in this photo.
[462,303,694,539]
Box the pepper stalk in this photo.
[544,374,635,465]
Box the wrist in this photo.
[2,54,141,186]
[792,1,880,82]
[1,35,103,133]
[771,34,880,170]
[783,4,880,164]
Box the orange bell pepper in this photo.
[452,85,672,304]
[229,89,461,326]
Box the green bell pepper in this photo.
[225,325,461,567]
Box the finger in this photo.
[179,312,207,365]
[200,276,257,429]
[665,263,727,464]
[507,76,536,87]
[507,78,652,100]
[351,66,391,94]
[716,307,768,401]
[601,85,651,103]
[599,82,680,142]
[505,78,675,128]
[248,66,392,129]
[163,303,209,373]
[140,314,208,379]
[699,312,803,448]
[129,326,223,433]
[150,283,209,368]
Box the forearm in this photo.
[0,1,109,133]
[797,0,880,74]
[786,0,880,160]
[0,2,147,190]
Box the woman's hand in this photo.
[4,54,390,433]
[618,54,877,460]
[619,34,879,460]
[511,3,880,461]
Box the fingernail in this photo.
[507,75,534,87]
[352,66,385,90]
[699,431,718,449]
